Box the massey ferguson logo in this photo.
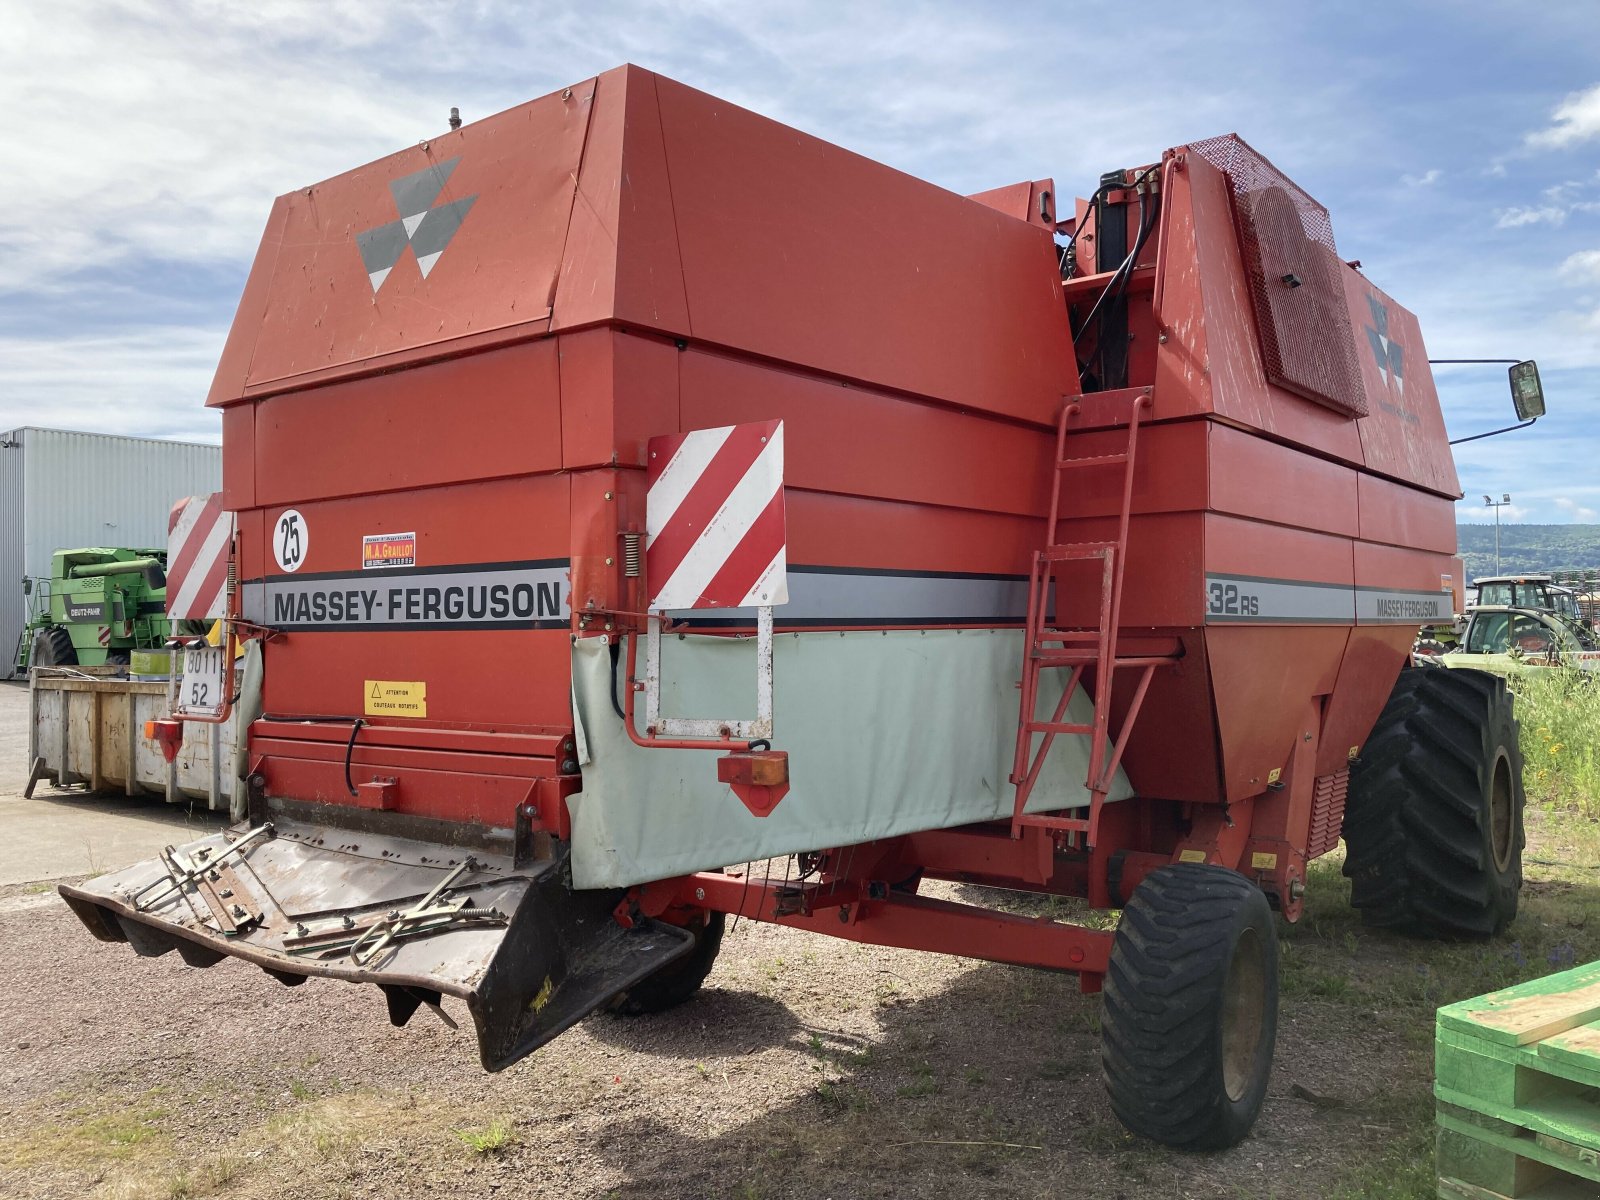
[1364,295,1405,395]
[355,157,477,293]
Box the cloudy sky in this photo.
[1,1,1596,524]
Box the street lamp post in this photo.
[1483,493,1512,573]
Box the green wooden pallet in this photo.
[1435,961,1600,1199]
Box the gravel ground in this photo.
[0,860,1425,1200]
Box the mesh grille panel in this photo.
[1307,768,1349,860]
[1189,134,1368,418]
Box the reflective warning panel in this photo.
[645,420,787,611]
[167,494,235,619]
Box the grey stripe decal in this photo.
[241,564,571,632]
[1206,574,1451,625]
[239,564,1445,632]
[240,563,1036,632]
[671,568,1034,627]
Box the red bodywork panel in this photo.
[212,66,1459,923]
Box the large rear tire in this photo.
[607,911,725,1016]
[1342,666,1524,938]
[30,627,77,669]
[1101,864,1279,1150]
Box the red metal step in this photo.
[1038,542,1115,562]
[1023,720,1094,736]
[1031,650,1182,667]
[1055,452,1128,469]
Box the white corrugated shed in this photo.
[2,427,221,676]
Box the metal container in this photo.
[26,672,242,816]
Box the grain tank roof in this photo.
[208,64,1077,427]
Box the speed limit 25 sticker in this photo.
[273,509,309,573]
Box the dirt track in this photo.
[0,861,1421,1200]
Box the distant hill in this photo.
[1456,524,1600,582]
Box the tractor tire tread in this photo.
[1101,863,1278,1150]
[1342,667,1524,939]
[31,627,77,669]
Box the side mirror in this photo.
[21,577,31,596]
[1510,360,1545,422]
[143,563,167,590]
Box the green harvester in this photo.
[15,547,195,674]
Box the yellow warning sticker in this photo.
[1178,849,1207,864]
[365,680,427,718]
[1266,767,1282,785]
[1252,852,1278,870]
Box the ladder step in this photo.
[1056,453,1128,469]
[1024,721,1093,736]
[1038,542,1116,563]
[1031,650,1100,665]
[1034,631,1101,643]
[1031,651,1184,667]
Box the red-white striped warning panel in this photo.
[166,494,236,620]
[646,420,788,610]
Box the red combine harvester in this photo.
[63,66,1536,1149]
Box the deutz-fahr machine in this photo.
[19,547,173,672]
[62,67,1548,1149]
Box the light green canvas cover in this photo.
[567,629,1131,889]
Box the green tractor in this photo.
[16,548,188,673]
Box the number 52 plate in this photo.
[176,645,225,718]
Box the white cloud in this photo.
[1560,249,1600,283]
[0,327,225,441]
[1495,205,1567,228]
[1554,497,1600,521]
[0,0,1375,300]
[0,0,1594,464]
[0,2,466,293]
[1526,82,1600,150]
[1460,503,1534,523]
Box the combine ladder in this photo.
[1010,393,1176,849]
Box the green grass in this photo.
[1282,807,1600,1200]
[454,1117,516,1155]
[1513,671,1600,816]
[894,1060,939,1099]
[2,1099,170,1169]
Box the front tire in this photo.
[30,627,77,669]
[607,911,725,1016]
[1101,864,1279,1150]
[1342,667,1524,938]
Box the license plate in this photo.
[177,645,225,718]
